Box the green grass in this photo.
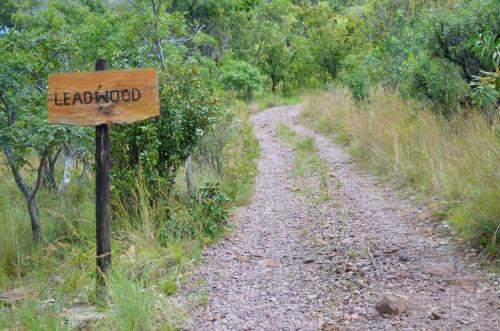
[0,102,260,329]
[275,123,330,202]
[108,269,156,331]
[301,89,500,259]
[251,93,300,111]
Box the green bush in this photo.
[199,182,231,236]
[339,55,370,102]
[111,64,223,200]
[219,60,264,100]
[400,54,468,115]
[451,187,500,257]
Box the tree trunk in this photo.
[186,154,195,198]
[58,143,74,193]
[43,147,61,190]
[3,146,49,244]
[27,198,42,243]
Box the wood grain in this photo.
[48,68,160,126]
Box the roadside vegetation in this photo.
[0,0,498,328]
[301,90,499,259]
[0,102,258,329]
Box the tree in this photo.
[0,1,93,243]
[219,60,264,99]
[90,1,224,198]
[0,30,64,243]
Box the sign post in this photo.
[48,60,160,297]
[94,59,111,293]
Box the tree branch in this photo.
[161,24,205,45]
[3,147,31,199]
[29,145,50,202]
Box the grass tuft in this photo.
[276,123,330,202]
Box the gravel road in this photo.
[181,105,499,330]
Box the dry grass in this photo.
[301,89,500,258]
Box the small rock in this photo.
[383,247,399,254]
[398,254,410,262]
[417,209,436,222]
[250,250,263,257]
[422,264,455,276]
[257,258,280,268]
[375,292,410,315]
[430,311,442,320]
[234,252,250,263]
[396,271,410,279]
[303,258,315,264]
[355,279,368,288]
[62,306,106,329]
[345,262,356,272]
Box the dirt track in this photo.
[181,105,499,330]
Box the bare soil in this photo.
[180,105,499,330]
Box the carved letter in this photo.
[83,91,93,104]
[121,89,131,102]
[63,92,71,105]
[131,88,141,101]
[72,92,82,105]
[54,93,63,106]
[109,89,120,103]
[95,90,109,103]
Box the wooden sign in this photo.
[48,68,160,126]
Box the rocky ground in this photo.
[178,105,499,330]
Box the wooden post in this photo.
[95,59,111,295]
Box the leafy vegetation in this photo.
[0,0,499,327]
[0,101,257,328]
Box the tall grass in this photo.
[301,89,500,258]
[0,101,260,328]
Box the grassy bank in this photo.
[0,102,259,329]
[301,89,499,259]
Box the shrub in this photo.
[199,182,231,236]
[219,60,264,100]
[339,55,370,102]
[400,54,468,115]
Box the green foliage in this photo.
[219,60,263,99]
[339,55,370,102]
[400,54,468,114]
[11,300,67,331]
[109,269,155,331]
[0,101,259,328]
[111,64,222,199]
[199,183,230,236]
[469,33,500,110]
[451,187,500,257]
